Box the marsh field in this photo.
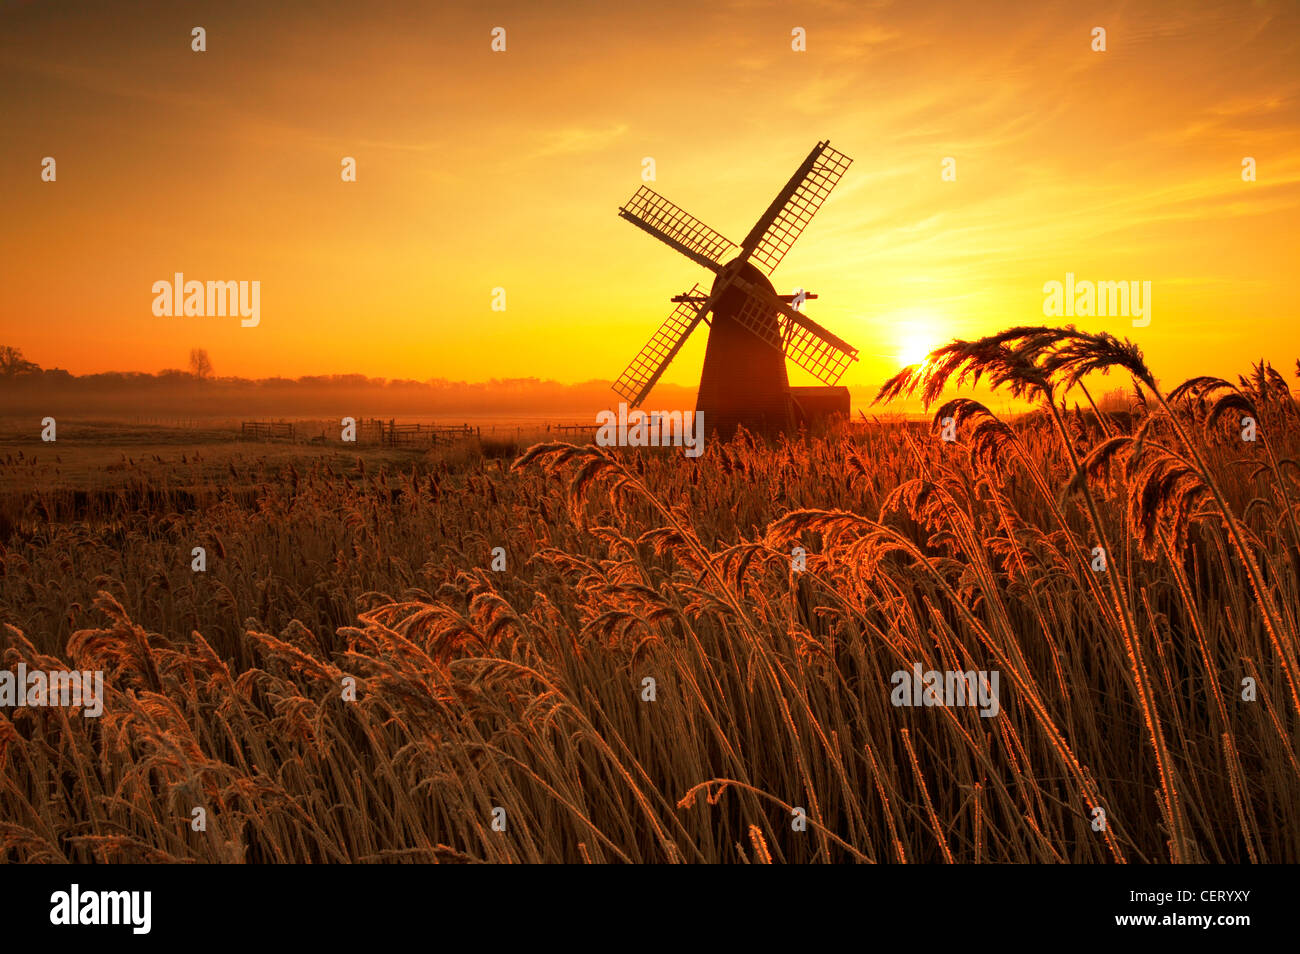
[1,329,1299,864]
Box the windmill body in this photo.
[612,141,859,438]
[696,262,793,433]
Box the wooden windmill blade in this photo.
[739,141,853,275]
[617,187,738,272]
[612,283,714,407]
[731,281,859,385]
[776,309,859,384]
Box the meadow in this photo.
[1,326,1297,863]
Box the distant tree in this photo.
[189,348,213,379]
[0,346,40,377]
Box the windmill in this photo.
[612,140,858,436]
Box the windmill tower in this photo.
[612,140,858,436]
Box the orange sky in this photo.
[2,0,1298,400]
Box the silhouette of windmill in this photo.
[612,140,858,435]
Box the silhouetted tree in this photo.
[189,348,213,379]
[0,346,40,377]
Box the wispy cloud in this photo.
[530,123,630,159]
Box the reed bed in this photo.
[0,327,1297,863]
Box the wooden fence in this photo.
[371,420,479,447]
[291,419,483,448]
[240,421,295,441]
[238,419,604,446]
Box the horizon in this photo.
[1,345,1147,423]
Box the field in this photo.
[1,328,1298,863]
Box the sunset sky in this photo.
[2,0,1298,401]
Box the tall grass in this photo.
[0,330,1297,862]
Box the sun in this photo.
[897,333,934,368]
[889,309,948,368]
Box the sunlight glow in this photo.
[893,312,942,368]
[898,338,933,368]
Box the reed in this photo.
[0,332,1296,862]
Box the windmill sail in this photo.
[776,310,858,384]
[740,141,852,275]
[618,187,738,272]
[732,283,858,385]
[612,284,711,407]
